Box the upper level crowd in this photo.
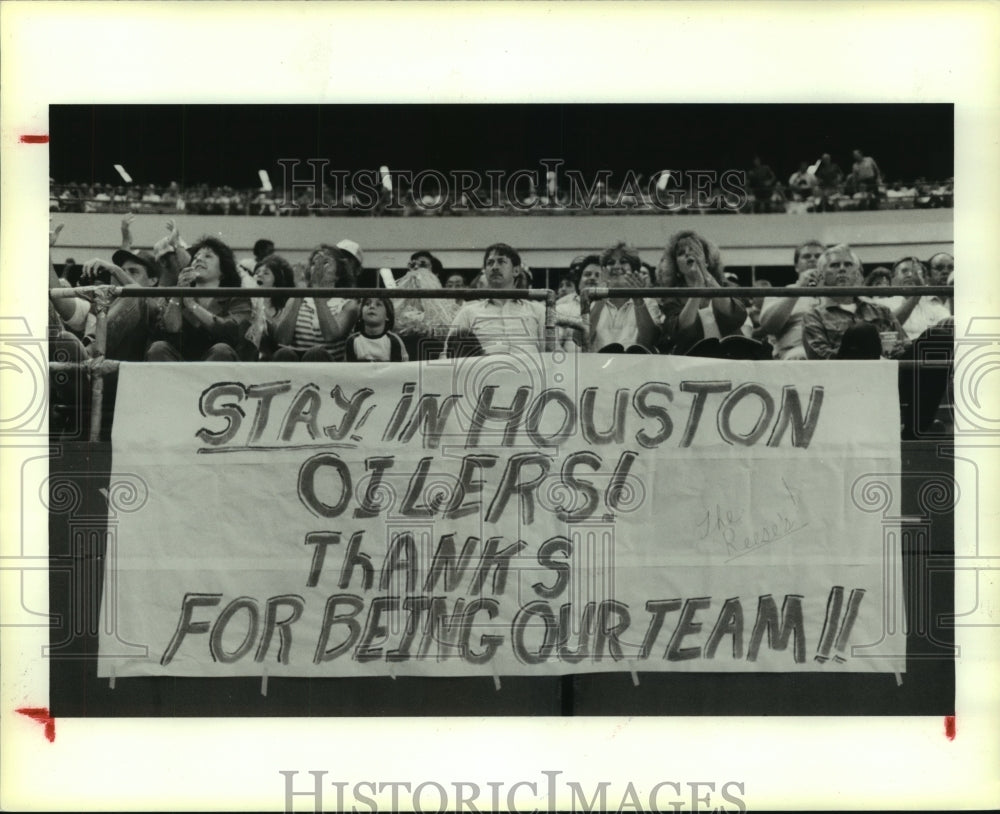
[49,150,954,217]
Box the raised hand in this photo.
[176,266,200,287]
[166,218,181,247]
[80,257,114,284]
[620,269,646,290]
[798,269,820,288]
[49,221,64,247]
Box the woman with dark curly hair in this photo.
[655,230,749,354]
[146,235,251,361]
[271,244,360,361]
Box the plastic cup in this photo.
[879,331,898,355]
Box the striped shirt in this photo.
[291,297,351,359]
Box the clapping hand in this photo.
[620,269,647,291]
[165,218,182,248]
[120,213,135,248]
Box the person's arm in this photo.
[47,222,83,324]
[161,297,184,333]
[272,297,303,346]
[586,300,605,352]
[391,332,409,362]
[183,297,252,346]
[120,213,134,250]
[892,294,921,326]
[801,309,837,359]
[614,271,657,348]
[81,258,136,288]
[314,297,359,344]
[161,266,200,332]
[758,295,797,335]
[709,276,744,326]
[155,247,182,288]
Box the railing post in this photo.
[88,286,117,442]
[544,289,557,352]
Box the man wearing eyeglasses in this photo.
[758,240,825,359]
[444,243,545,356]
[926,251,954,316]
[588,242,661,352]
[926,252,954,287]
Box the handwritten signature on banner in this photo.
[696,498,809,562]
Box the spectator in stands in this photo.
[555,255,600,352]
[557,275,576,300]
[345,298,409,362]
[850,148,882,210]
[61,258,82,287]
[801,244,906,359]
[71,214,177,359]
[927,251,954,315]
[637,262,655,288]
[862,267,894,304]
[884,256,952,341]
[747,156,777,214]
[252,254,295,320]
[758,240,824,359]
[146,236,251,361]
[253,239,275,262]
[444,272,467,290]
[394,250,457,360]
[748,278,772,341]
[92,249,166,360]
[271,245,359,362]
[243,253,295,360]
[445,243,546,356]
[927,252,954,287]
[655,230,749,355]
[588,242,661,352]
[813,153,843,212]
[788,162,818,202]
[407,250,444,280]
[47,223,89,432]
[337,238,364,282]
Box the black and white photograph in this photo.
[2,2,998,812]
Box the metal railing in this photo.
[49,284,953,441]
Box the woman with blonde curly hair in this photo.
[655,230,749,354]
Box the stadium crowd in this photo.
[48,212,955,439]
[48,151,954,217]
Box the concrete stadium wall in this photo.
[53,209,953,271]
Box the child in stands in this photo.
[345,297,409,362]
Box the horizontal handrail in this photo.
[584,285,953,300]
[50,285,953,300]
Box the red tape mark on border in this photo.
[944,715,956,741]
[19,134,49,144]
[17,707,55,742]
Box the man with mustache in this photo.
[445,243,546,356]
